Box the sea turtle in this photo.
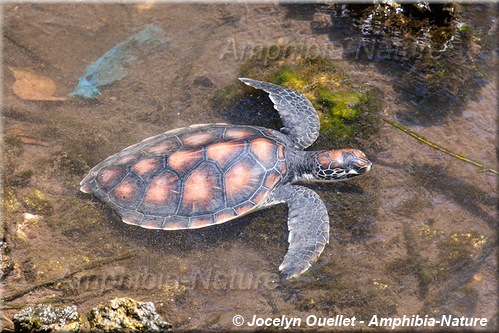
[80,78,372,278]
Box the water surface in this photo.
[2,3,496,331]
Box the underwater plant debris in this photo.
[70,25,169,98]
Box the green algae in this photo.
[2,188,21,213]
[21,189,54,216]
[233,45,382,147]
[386,222,492,299]
[436,232,489,280]
[49,197,104,240]
[386,255,434,288]
[417,222,444,241]
[268,67,370,141]
[4,134,24,156]
[8,170,33,187]
[54,150,88,177]
[457,23,472,33]
[315,89,365,138]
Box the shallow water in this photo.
[2,3,497,331]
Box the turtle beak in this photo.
[360,159,372,173]
[342,153,371,179]
[350,150,372,174]
[357,159,372,176]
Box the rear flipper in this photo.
[270,184,330,279]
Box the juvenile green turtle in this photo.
[80,78,372,278]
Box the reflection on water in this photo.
[2,2,496,331]
[321,2,495,125]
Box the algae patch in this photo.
[436,232,489,280]
[219,45,382,147]
[2,188,21,213]
[272,68,372,142]
[21,189,54,216]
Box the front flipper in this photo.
[270,184,330,279]
[239,78,320,150]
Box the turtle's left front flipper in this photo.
[271,184,330,279]
[239,78,319,150]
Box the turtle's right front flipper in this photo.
[270,184,330,279]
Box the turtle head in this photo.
[312,149,372,181]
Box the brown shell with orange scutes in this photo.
[80,124,289,230]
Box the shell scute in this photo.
[263,169,283,189]
[250,187,269,204]
[121,210,145,226]
[131,156,165,181]
[235,202,256,216]
[250,137,278,169]
[207,141,247,170]
[95,167,128,192]
[275,159,287,175]
[225,154,265,207]
[224,127,257,140]
[181,131,217,147]
[189,215,216,229]
[140,169,180,215]
[143,134,181,156]
[167,149,204,175]
[160,216,191,230]
[179,125,223,147]
[178,162,224,215]
[109,173,145,209]
[214,208,238,224]
[144,137,181,155]
[278,144,285,160]
[115,154,136,165]
[140,215,166,229]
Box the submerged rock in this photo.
[87,297,172,333]
[13,304,81,333]
[0,236,14,281]
[218,45,382,148]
